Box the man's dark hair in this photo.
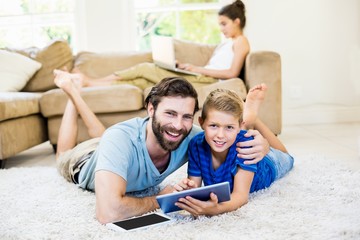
[145,77,199,114]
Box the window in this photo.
[0,0,75,49]
[134,0,224,51]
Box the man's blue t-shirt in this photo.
[78,117,201,192]
[187,130,276,193]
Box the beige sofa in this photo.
[0,39,281,167]
[0,40,73,167]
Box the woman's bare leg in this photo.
[71,68,119,87]
[54,70,106,157]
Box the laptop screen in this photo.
[151,35,176,68]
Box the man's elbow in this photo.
[96,207,126,224]
[96,211,114,224]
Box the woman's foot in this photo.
[71,67,93,87]
[242,83,267,129]
[53,69,81,93]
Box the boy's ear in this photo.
[198,116,204,128]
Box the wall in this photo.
[244,0,360,124]
[76,0,360,125]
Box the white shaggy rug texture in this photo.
[1,154,360,240]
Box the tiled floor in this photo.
[4,122,360,170]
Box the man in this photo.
[53,70,269,224]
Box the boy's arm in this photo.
[95,170,159,224]
[215,168,254,213]
[175,168,254,216]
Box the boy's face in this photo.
[148,96,195,151]
[199,109,241,154]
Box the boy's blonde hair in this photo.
[201,89,244,123]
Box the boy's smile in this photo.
[200,109,241,154]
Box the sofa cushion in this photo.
[6,40,74,92]
[73,51,153,78]
[0,92,42,121]
[0,50,42,92]
[174,38,216,67]
[40,85,144,117]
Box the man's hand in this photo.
[236,129,270,164]
[158,185,175,195]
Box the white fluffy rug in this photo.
[1,154,360,240]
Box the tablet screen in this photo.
[110,213,171,231]
[156,182,231,213]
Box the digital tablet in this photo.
[106,212,173,232]
[156,182,231,213]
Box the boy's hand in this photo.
[175,192,219,217]
[173,178,198,192]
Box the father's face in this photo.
[150,96,196,151]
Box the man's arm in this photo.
[236,129,269,164]
[236,118,288,164]
[95,170,159,224]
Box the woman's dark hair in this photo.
[145,77,199,114]
[218,0,246,29]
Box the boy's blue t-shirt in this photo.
[187,130,276,193]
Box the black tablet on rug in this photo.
[106,212,173,232]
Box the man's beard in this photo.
[152,113,191,151]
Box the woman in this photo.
[55,0,250,89]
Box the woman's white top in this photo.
[204,40,234,70]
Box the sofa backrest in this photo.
[73,51,153,78]
[73,38,218,79]
[173,38,216,67]
[5,40,73,92]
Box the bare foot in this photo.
[242,83,267,129]
[60,65,68,72]
[53,69,81,93]
[71,67,92,87]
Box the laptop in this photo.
[151,35,199,76]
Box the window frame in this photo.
[0,0,75,49]
[134,1,224,50]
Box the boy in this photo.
[174,84,294,216]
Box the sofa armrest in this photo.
[244,51,282,134]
